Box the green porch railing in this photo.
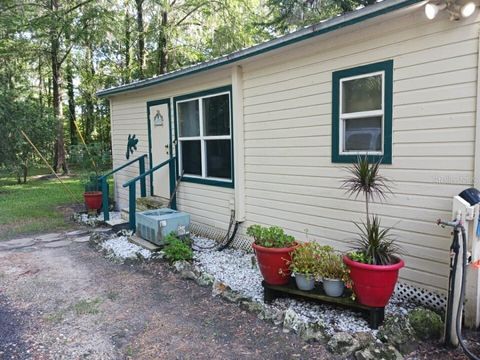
[98,154,147,222]
[122,157,176,232]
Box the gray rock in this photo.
[66,229,90,237]
[283,308,305,333]
[173,260,192,273]
[299,321,329,344]
[354,332,376,349]
[73,236,91,243]
[195,273,215,287]
[327,332,360,356]
[1,237,35,249]
[36,233,63,242]
[43,240,72,248]
[240,300,264,314]
[378,316,417,354]
[258,306,285,326]
[355,343,404,360]
[89,232,111,247]
[408,308,443,341]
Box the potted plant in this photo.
[247,225,297,285]
[70,143,110,213]
[83,172,102,211]
[342,155,404,307]
[289,242,323,291]
[318,250,350,297]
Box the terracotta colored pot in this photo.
[343,255,404,307]
[252,242,297,285]
[84,191,102,211]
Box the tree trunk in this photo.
[158,11,168,75]
[66,56,77,146]
[123,8,131,84]
[135,0,144,79]
[84,44,95,141]
[51,0,68,174]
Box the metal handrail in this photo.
[99,154,147,222]
[122,157,176,231]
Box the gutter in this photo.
[97,0,423,98]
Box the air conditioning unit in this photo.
[136,208,190,246]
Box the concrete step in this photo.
[129,234,161,251]
[136,196,169,211]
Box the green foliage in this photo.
[289,242,330,277]
[342,155,402,266]
[246,224,296,248]
[318,250,349,283]
[351,216,401,265]
[163,233,194,263]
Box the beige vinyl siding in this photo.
[109,70,234,230]
[240,10,479,294]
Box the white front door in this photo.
[149,101,171,199]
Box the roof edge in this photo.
[97,0,423,98]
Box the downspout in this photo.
[232,65,246,222]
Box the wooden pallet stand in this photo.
[262,279,385,329]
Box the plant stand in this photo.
[262,279,385,329]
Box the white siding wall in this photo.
[240,10,479,294]
[109,70,235,231]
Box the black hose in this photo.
[217,221,240,252]
[456,225,480,360]
[445,228,459,347]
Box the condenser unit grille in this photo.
[136,208,190,246]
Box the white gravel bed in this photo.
[192,236,415,335]
[101,236,152,260]
[75,211,122,226]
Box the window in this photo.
[175,87,233,187]
[332,60,393,164]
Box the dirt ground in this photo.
[1,232,479,360]
[0,236,333,360]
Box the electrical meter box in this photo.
[136,208,190,246]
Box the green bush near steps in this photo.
[408,308,443,341]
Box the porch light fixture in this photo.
[425,0,477,20]
[425,2,446,19]
[461,1,477,17]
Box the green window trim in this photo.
[331,60,393,164]
[173,85,235,189]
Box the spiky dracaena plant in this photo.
[342,156,401,265]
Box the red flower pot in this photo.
[84,191,102,211]
[343,255,404,307]
[252,242,297,285]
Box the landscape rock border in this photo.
[88,230,445,359]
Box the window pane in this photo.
[181,140,202,175]
[206,140,231,179]
[342,75,382,113]
[344,117,382,152]
[203,94,230,136]
[178,100,199,137]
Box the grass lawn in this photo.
[0,171,85,240]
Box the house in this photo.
[98,0,480,324]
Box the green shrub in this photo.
[163,233,193,263]
[246,224,296,248]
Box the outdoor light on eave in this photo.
[424,0,478,20]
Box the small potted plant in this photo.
[247,225,297,285]
[318,250,350,297]
[342,155,404,307]
[289,242,322,291]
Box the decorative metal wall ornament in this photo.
[126,134,139,160]
[153,110,164,126]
